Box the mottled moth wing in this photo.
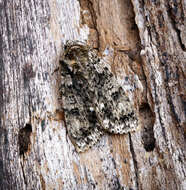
[60,59,103,152]
[90,61,138,134]
[60,41,138,152]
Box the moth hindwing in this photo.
[60,41,138,152]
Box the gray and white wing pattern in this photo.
[60,41,138,152]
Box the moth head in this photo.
[61,41,97,74]
[64,41,90,61]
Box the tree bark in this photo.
[0,0,185,190]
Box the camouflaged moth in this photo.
[59,41,138,152]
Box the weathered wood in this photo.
[131,0,186,189]
[0,0,185,190]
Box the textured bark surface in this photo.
[0,0,185,190]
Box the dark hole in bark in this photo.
[140,103,156,152]
[18,124,32,155]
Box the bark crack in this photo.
[128,133,139,190]
[166,1,186,51]
[20,160,27,186]
[164,64,181,126]
[86,0,100,51]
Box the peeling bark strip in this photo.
[0,0,185,189]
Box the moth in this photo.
[59,41,138,152]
